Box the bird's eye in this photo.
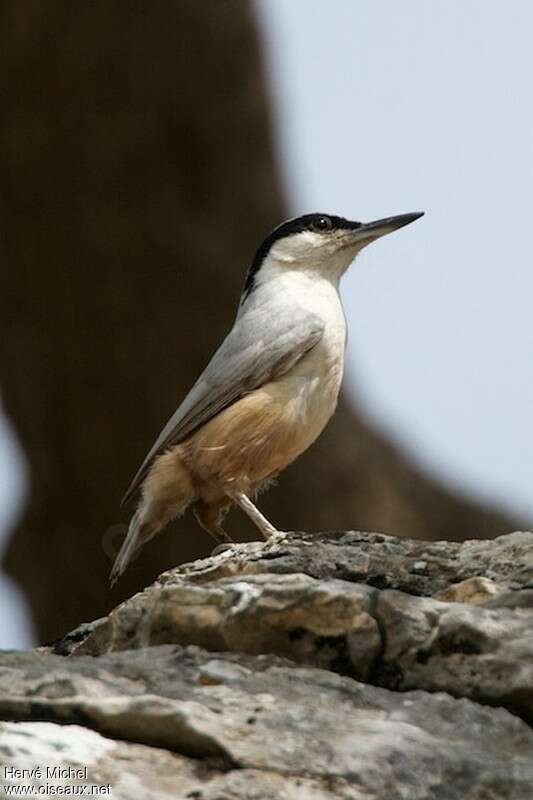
[311,216,332,232]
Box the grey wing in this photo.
[121,306,324,504]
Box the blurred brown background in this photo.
[0,0,519,644]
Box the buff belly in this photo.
[179,370,340,503]
[141,319,346,532]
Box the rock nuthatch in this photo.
[110,211,424,584]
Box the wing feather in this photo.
[122,306,323,504]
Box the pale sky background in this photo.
[257,0,533,514]
[1,0,533,647]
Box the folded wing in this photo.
[122,305,324,505]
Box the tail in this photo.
[110,446,196,586]
[110,510,148,587]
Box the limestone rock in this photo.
[0,721,202,800]
[59,531,533,724]
[432,576,502,604]
[1,646,533,798]
[2,529,533,798]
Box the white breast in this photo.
[272,271,347,445]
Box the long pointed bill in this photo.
[348,211,424,245]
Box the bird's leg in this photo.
[227,490,278,540]
[193,500,234,544]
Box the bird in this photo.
[110,210,424,585]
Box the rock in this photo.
[1,646,533,798]
[0,721,205,800]
[58,531,533,725]
[432,576,502,604]
[145,528,533,595]
[2,529,533,798]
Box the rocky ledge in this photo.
[2,530,533,799]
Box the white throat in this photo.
[261,246,358,288]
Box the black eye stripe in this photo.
[241,213,362,302]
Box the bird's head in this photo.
[243,211,424,298]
